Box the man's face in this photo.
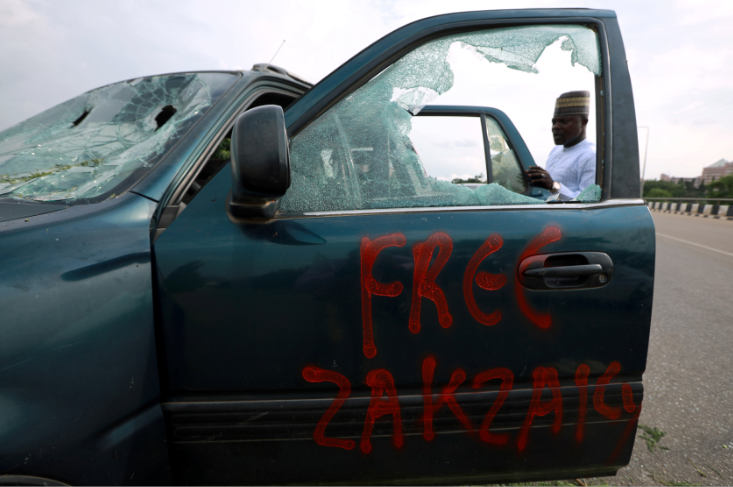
[552,115,587,146]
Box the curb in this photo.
[647,202,733,221]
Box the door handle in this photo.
[518,252,613,290]
[523,264,602,278]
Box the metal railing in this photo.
[645,197,733,218]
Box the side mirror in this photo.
[227,105,290,221]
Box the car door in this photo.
[153,9,653,485]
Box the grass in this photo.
[637,424,670,452]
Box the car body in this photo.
[0,8,653,486]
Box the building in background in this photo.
[657,158,733,187]
[701,159,733,184]
[659,173,703,188]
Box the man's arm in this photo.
[526,165,581,200]
[526,165,553,190]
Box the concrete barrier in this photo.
[644,201,732,220]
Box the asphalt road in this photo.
[582,210,733,486]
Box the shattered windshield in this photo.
[0,72,237,203]
[281,24,601,213]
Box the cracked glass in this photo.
[486,118,528,194]
[280,24,601,212]
[0,72,236,203]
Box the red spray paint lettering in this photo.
[515,227,562,329]
[362,368,403,453]
[410,232,453,333]
[594,361,623,420]
[360,233,406,358]
[302,366,355,450]
[463,234,506,326]
[303,360,639,455]
[574,363,591,443]
[303,230,644,457]
[608,403,642,465]
[517,366,563,451]
[622,384,637,413]
[472,367,514,445]
[422,357,472,441]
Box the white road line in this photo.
[656,233,733,258]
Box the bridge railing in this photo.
[645,197,733,219]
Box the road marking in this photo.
[656,233,733,258]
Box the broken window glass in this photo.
[280,25,600,213]
[485,118,528,194]
[0,73,236,203]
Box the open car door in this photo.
[153,9,653,485]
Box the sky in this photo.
[1,0,732,180]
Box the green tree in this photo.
[707,174,733,198]
[643,180,682,197]
[647,188,672,198]
[643,179,705,198]
[452,173,485,184]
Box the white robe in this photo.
[545,139,596,200]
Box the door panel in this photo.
[153,166,653,484]
[153,10,652,484]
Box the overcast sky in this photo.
[2,0,732,180]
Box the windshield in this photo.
[0,72,237,203]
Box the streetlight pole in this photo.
[639,126,650,197]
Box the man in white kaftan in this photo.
[544,138,596,200]
[526,91,596,200]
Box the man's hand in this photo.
[526,166,554,190]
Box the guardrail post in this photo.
[642,198,733,219]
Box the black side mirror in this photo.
[227,105,290,221]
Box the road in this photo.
[585,210,733,486]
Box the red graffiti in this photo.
[594,361,622,420]
[515,227,562,329]
[410,232,453,333]
[472,367,514,445]
[574,363,590,443]
[463,234,506,326]
[303,230,646,463]
[517,366,563,451]
[622,383,637,413]
[422,357,472,441]
[361,233,406,358]
[608,403,642,465]
[302,366,355,450]
[362,369,403,453]
[303,359,641,459]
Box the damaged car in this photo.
[0,8,653,486]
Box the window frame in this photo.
[284,17,614,200]
[414,105,537,196]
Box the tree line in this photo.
[643,175,733,199]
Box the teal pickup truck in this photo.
[0,9,653,485]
